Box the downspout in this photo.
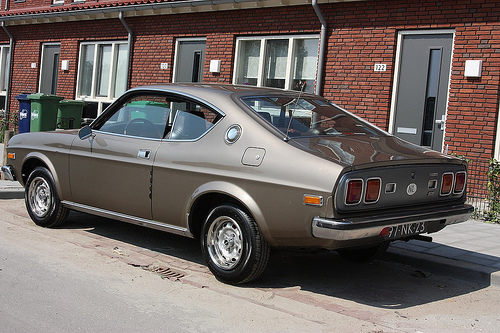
[119,11,132,90]
[2,22,13,122]
[312,0,327,96]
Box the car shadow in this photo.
[65,210,203,265]
[64,211,491,310]
[250,248,492,309]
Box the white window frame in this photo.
[52,0,64,4]
[75,40,129,115]
[0,45,11,95]
[233,35,319,92]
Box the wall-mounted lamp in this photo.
[464,60,482,78]
[61,60,70,71]
[210,60,221,73]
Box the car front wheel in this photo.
[25,166,69,228]
[201,204,270,284]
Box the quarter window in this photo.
[76,41,129,115]
[234,36,319,94]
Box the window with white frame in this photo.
[76,41,129,115]
[0,45,10,94]
[234,35,319,94]
[0,45,10,116]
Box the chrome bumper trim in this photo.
[312,204,474,241]
[1,165,16,181]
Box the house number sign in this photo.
[374,63,387,72]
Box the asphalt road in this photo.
[1,197,499,332]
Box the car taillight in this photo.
[440,173,454,195]
[365,178,381,203]
[346,179,363,205]
[454,171,466,194]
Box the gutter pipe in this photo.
[119,11,133,91]
[1,21,13,121]
[312,0,327,96]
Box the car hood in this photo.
[290,134,460,170]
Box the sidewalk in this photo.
[388,220,500,286]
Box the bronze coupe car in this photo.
[2,84,473,284]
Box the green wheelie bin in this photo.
[28,93,64,132]
[57,100,87,129]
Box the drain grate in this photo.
[143,264,186,281]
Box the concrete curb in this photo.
[385,246,500,287]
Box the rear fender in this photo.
[189,181,268,237]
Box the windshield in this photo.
[241,96,387,139]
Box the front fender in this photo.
[21,152,70,201]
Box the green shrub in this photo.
[0,112,18,143]
[486,159,500,223]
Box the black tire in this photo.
[201,204,270,285]
[25,167,69,228]
[337,241,390,262]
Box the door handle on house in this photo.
[137,149,151,160]
[435,115,446,130]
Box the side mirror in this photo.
[78,125,93,140]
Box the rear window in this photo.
[241,96,386,138]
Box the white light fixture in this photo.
[464,60,482,78]
[210,60,221,73]
[61,60,70,71]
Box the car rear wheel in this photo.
[25,167,69,228]
[201,204,270,284]
[337,241,390,262]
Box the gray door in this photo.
[40,44,60,94]
[174,40,206,83]
[392,33,453,151]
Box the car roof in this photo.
[127,83,320,101]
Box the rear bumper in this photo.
[1,165,16,181]
[312,204,474,241]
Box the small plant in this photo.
[0,111,18,143]
[485,159,500,223]
[450,153,471,163]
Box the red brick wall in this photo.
[320,0,500,161]
[126,6,319,87]
[1,18,129,113]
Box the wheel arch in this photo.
[188,181,268,240]
[21,153,64,198]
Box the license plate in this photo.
[388,222,426,239]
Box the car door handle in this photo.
[137,149,152,160]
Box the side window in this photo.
[167,102,221,141]
[98,94,170,139]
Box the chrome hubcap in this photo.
[28,177,52,218]
[207,216,243,270]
